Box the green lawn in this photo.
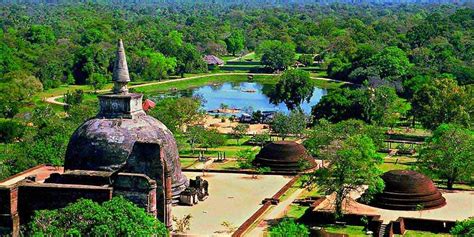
[285,205,309,219]
[398,230,452,237]
[323,224,367,236]
[179,158,197,168]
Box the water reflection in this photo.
[183,82,327,114]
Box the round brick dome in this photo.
[370,170,446,210]
[253,141,317,171]
[64,112,188,197]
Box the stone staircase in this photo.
[378,223,389,237]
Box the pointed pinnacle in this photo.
[113,39,130,83]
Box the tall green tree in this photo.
[417,124,474,189]
[271,110,307,140]
[257,40,295,70]
[412,78,473,130]
[270,69,313,110]
[148,97,204,133]
[305,134,384,219]
[225,31,245,56]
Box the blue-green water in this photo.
[188,82,327,114]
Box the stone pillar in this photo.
[164,168,173,229]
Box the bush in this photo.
[29,197,168,236]
[268,218,309,237]
[0,119,25,143]
[450,217,474,236]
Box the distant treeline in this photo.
[0,0,473,7]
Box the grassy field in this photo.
[397,230,452,237]
[322,224,367,236]
[285,205,309,219]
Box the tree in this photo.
[231,124,249,145]
[138,51,177,81]
[26,25,55,44]
[268,218,309,237]
[0,71,43,118]
[148,97,205,133]
[450,217,474,236]
[225,31,245,56]
[368,46,412,81]
[236,148,256,169]
[87,73,108,93]
[29,197,168,236]
[298,54,313,67]
[270,69,313,110]
[185,125,207,154]
[271,110,307,140]
[257,40,295,70]
[305,135,384,219]
[412,78,473,130]
[312,86,409,126]
[304,119,384,157]
[200,128,226,150]
[417,124,473,189]
[0,119,25,143]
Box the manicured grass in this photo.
[399,230,452,237]
[179,158,197,168]
[311,78,344,89]
[323,224,367,236]
[208,160,240,170]
[285,205,309,219]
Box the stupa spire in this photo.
[112,39,130,94]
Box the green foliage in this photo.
[200,128,227,149]
[148,97,204,133]
[63,90,84,112]
[268,218,309,237]
[312,86,409,126]
[450,217,474,236]
[270,69,313,110]
[298,54,314,66]
[26,25,55,44]
[304,119,384,157]
[412,78,473,130]
[249,132,270,147]
[306,134,384,219]
[231,124,249,145]
[0,119,25,143]
[271,110,307,140]
[257,40,295,70]
[86,73,108,93]
[138,50,177,81]
[417,123,474,189]
[29,197,168,236]
[225,31,245,56]
[236,148,256,169]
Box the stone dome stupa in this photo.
[370,170,446,210]
[253,141,317,171]
[64,40,188,198]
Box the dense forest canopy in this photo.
[0,3,472,88]
[0,1,472,183]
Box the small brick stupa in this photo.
[370,170,446,210]
[253,141,317,172]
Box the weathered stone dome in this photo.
[370,170,446,210]
[64,40,188,198]
[65,109,188,197]
[253,141,317,171]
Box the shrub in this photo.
[0,119,25,143]
[268,218,309,237]
[29,197,168,236]
[450,217,474,236]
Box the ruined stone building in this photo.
[0,40,189,236]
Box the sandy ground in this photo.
[314,188,474,224]
[172,172,293,236]
[202,115,270,135]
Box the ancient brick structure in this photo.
[253,141,317,171]
[0,168,159,236]
[370,170,446,210]
[0,40,189,236]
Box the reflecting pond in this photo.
[181,82,327,114]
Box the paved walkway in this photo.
[246,188,305,236]
[173,172,292,236]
